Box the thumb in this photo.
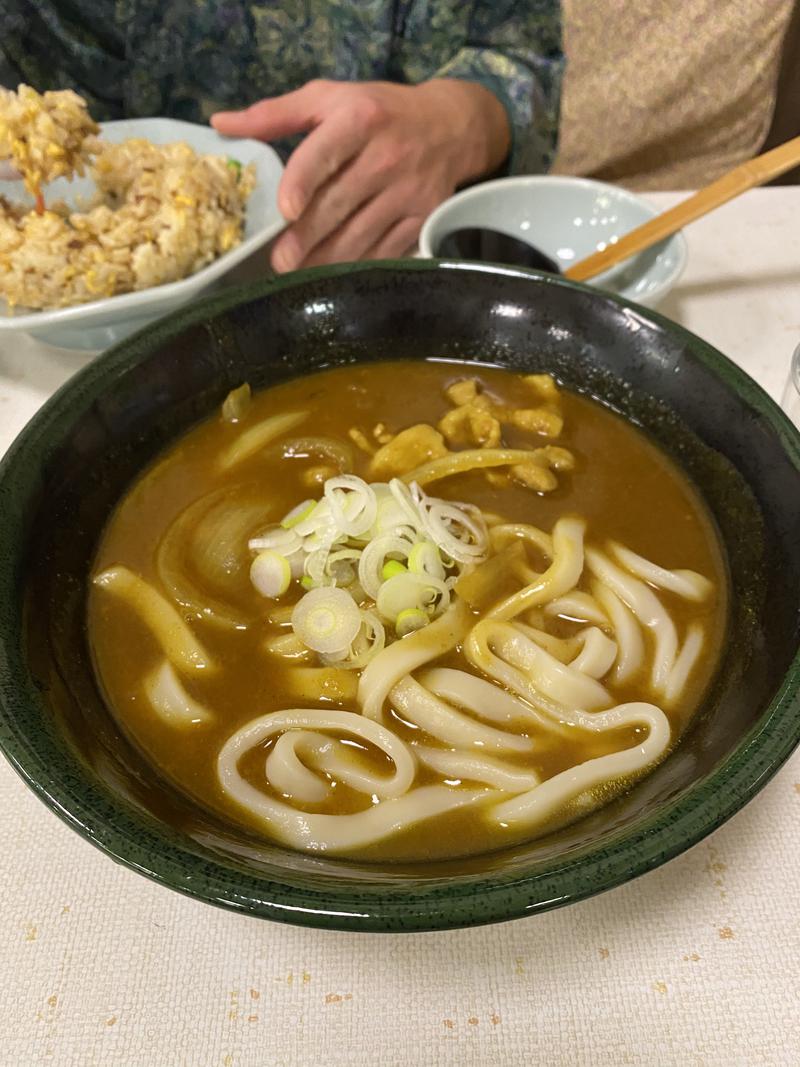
[211,82,329,142]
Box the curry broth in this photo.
[88,361,728,862]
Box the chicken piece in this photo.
[469,406,502,447]
[538,445,575,471]
[509,462,558,492]
[437,406,471,447]
[372,422,393,445]
[522,373,559,402]
[438,404,502,449]
[348,427,376,455]
[508,443,575,492]
[445,378,479,406]
[510,407,564,437]
[485,469,510,489]
[369,423,448,479]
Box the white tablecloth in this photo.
[1,189,799,1067]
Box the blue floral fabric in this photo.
[0,1,563,172]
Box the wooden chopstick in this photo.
[564,135,800,282]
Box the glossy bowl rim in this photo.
[418,174,688,304]
[0,259,798,932]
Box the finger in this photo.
[293,191,413,270]
[210,81,330,143]
[362,216,424,261]
[272,148,389,270]
[278,100,379,221]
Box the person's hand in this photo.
[211,79,510,272]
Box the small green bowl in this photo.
[0,260,798,932]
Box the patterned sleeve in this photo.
[431,0,564,175]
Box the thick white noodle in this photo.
[545,591,609,627]
[265,727,412,802]
[585,548,678,694]
[489,522,553,559]
[93,566,216,675]
[144,661,213,726]
[211,493,715,854]
[413,744,540,792]
[592,581,645,685]
[513,623,616,681]
[513,622,581,664]
[265,731,331,803]
[466,619,611,725]
[488,702,671,827]
[664,622,706,705]
[421,667,542,728]
[217,708,489,851]
[358,603,470,720]
[263,631,313,660]
[570,627,618,679]
[609,543,714,602]
[390,677,534,753]
[489,517,586,621]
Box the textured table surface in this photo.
[1,189,799,1067]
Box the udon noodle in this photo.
[88,361,725,862]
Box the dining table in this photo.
[1,187,799,1067]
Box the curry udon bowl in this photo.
[0,261,798,932]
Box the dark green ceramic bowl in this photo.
[1,261,799,932]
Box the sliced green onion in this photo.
[227,157,243,174]
[281,500,316,529]
[408,540,444,580]
[292,587,361,655]
[321,609,386,669]
[395,607,429,637]
[327,547,361,586]
[291,498,332,538]
[358,534,414,599]
[381,559,407,580]
[409,481,488,564]
[377,571,451,624]
[248,527,302,554]
[305,547,332,585]
[250,551,291,598]
[376,572,426,623]
[324,475,378,537]
[238,472,487,637]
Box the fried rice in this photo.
[0,85,257,311]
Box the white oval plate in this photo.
[0,118,284,350]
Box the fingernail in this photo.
[279,192,304,223]
[272,239,299,273]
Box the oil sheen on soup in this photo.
[88,361,727,863]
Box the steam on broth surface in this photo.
[88,361,727,862]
